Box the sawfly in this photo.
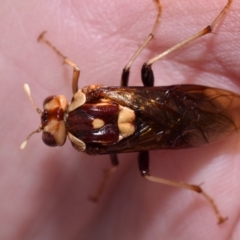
[21,0,237,224]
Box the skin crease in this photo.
[1,0,240,239]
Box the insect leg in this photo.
[121,0,162,87]
[139,0,232,224]
[89,154,119,202]
[137,0,158,198]
[89,0,162,202]
[141,0,232,85]
[38,32,80,94]
[123,0,160,187]
[144,174,226,224]
[139,153,226,224]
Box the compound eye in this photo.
[42,132,57,147]
[43,96,55,107]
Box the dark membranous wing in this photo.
[90,85,240,154]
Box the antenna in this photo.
[20,84,42,150]
[23,84,42,114]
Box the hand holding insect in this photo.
[1,0,240,239]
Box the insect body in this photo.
[42,84,240,155]
[22,0,235,224]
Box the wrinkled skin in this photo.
[1,0,240,239]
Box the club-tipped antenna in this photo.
[23,84,42,114]
[20,128,42,150]
[20,84,43,150]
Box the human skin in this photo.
[1,0,240,239]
